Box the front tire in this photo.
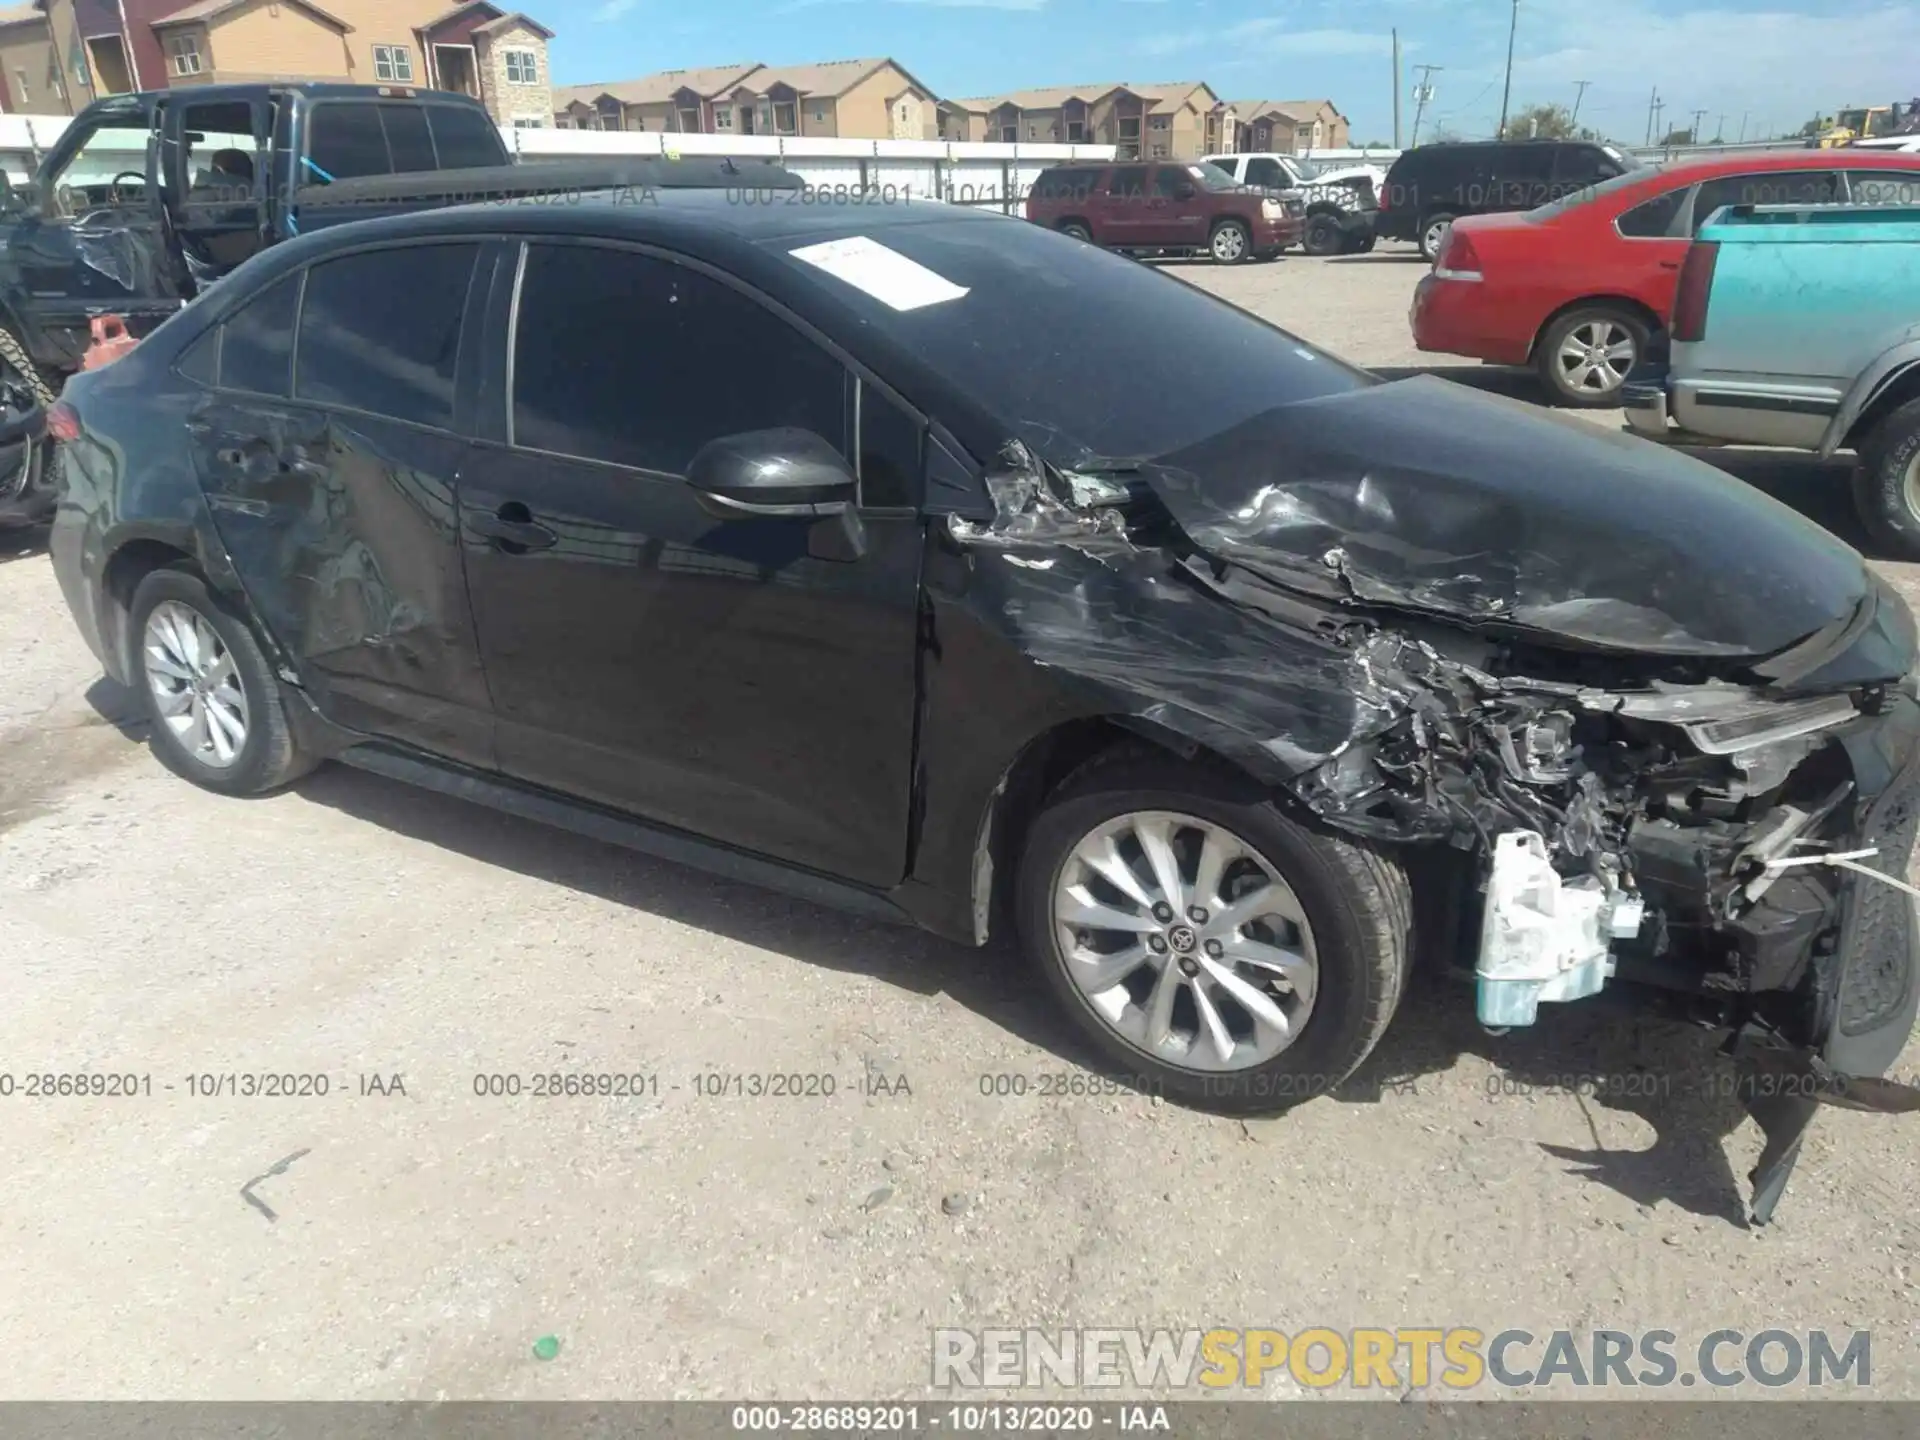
[0,323,60,408]
[129,568,314,796]
[1302,213,1345,257]
[1057,221,1093,244]
[1853,398,1920,562]
[1015,754,1412,1113]
[1536,306,1648,407]
[1208,219,1252,265]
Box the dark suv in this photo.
[1025,161,1303,263]
[1376,139,1638,260]
[45,193,1920,1221]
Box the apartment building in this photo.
[0,1,79,112]
[555,57,938,141]
[1219,98,1351,153]
[8,0,555,124]
[939,81,1222,159]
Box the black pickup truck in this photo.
[0,81,795,526]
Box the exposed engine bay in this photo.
[942,411,1920,1222]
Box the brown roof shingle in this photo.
[723,57,930,100]
[948,80,1214,115]
[553,62,764,109]
[153,0,352,29]
[0,0,43,23]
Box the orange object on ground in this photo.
[81,315,138,370]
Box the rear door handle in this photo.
[469,503,557,553]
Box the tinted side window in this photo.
[426,106,503,169]
[1151,167,1187,198]
[1692,170,1840,229]
[306,103,390,181]
[1244,158,1285,188]
[295,244,478,428]
[1616,185,1688,238]
[859,384,921,509]
[1106,166,1148,198]
[382,106,436,174]
[513,244,847,474]
[176,326,219,386]
[219,271,301,396]
[1551,145,1612,194]
[1848,170,1920,205]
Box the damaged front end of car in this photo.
[941,377,1920,1222]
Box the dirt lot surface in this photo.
[4,249,1918,1402]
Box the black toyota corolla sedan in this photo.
[46,190,1920,1220]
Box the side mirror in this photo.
[688,427,857,516]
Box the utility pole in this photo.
[1714,113,1725,142]
[1570,79,1590,129]
[1410,64,1441,146]
[1689,108,1707,144]
[1497,0,1519,138]
[1645,87,1662,145]
[1391,28,1402,148]
[1737,110,1749,142]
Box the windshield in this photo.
[1190,161,1242,192]
[775,217,1371,469]
[1288,158,1325,180]
[1525,164,1665,221]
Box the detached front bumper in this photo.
[1622,374,1675,440]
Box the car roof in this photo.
[1651,147,1920,179]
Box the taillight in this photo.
[1671,240,1719,343]
[46,400,81,442]
[1435,228,1482,280]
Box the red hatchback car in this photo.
[1411,150,1920,406]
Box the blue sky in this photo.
[541,0,1920,146]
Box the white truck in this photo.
[1202,152,1385,255]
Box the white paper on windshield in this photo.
[788,235,969,311]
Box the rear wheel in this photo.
[1302,213,1345,257]
[1853,398,1920,562]
[1536,306,1648,407]
[1015,754,1412,1113]
[1344,231,1377,254]
[1209,219,1252,265]
[1418,213,1456,262]
[129,568,315,796]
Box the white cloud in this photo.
[1138,20,1395,58]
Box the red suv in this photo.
[1410,150,1920,405]
[1025,161,1304,264]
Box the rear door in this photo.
[457,239,924,887]
[1098,164,1151,245]
[187,239,500,767]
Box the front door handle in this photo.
[470,502,557,553]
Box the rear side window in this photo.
[512,244,847,474]
[1034,168,1097,200]
[295,243,479,428]
[1105,166,1148,197]
[1616,185,1688,237]
[305,103,389,181]
[426,106,503,169]
[219,271,301,396]
[382,106,437,174]
[1847,170,1920,205]
[1691,169,1840,230]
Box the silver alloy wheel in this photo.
[1053,810,1319,1072]
[143,599,249,770]
[1554,318,1637,395]
[1211,224,1247,262]
[1423,217,1451,259]
[1903,449,1920,526]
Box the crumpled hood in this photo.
[1141,375,1870,658]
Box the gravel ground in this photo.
[3,248,1917,1402]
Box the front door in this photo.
[187,240,499,767]
[1141,164,1209,247]
[4,103,182,368]
[162,94,271,283]
[459,240,923,889]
